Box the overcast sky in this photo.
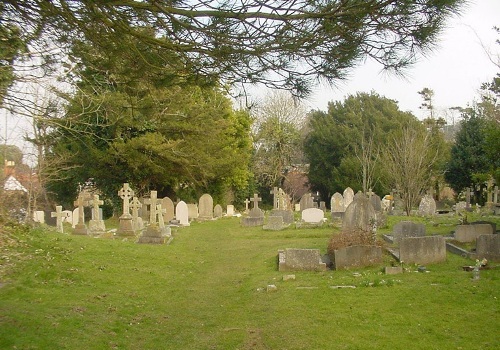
[305,0,500,121]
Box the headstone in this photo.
[369,194,382,212]
[62,210,72,224]
[276,188,290,210]
[130,196,144,232]
[241,193,264,227]
[144,191,159,225]
[226,205,235,216]
[399,236,446,264]
[263,215,287,231]
[175,201,190,226]
[72,208,79,228]
[270,187,279,209]
[454,224,494,243]
[392,221,426,245]
[465,187,472,210]
[330,192,344,218]
[198,193,214,220]
[213,204,223,218]
[418,194,436,216]
[343,187,354,209]
[455,201,467,213]
[88,194,106,235]
[243,199,250,214]
[161,197,175,223]
[187,203,199,220]
[138,202,169,244]
[33,210,45,224]
[117,183,135,236]
[299,193,314,211]
[354,191,366,200]
[331,245,382,270]
[51,206,69,233]
[319,201,326,212]
[278,248,327,271]
[476,234,500,262]
[342,196,376,232]
[73,192,90,235]
[301,208,324,224]
[269,209,294,224]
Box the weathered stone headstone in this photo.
[198,193,214,220]
[187,203,199,220]
[117,183,136,236]
[175,201,190,226]
[392,221,426,245]
[72,208,79,228]
[226,205,235,216]
[278,248,326,271]
[343,187,354,209]
[214,204,223,218]
[263,215,287,231]
[342,196,376,232]
[299,193,314,211]
[51,205,69,233]
[301,208,324,224]
[138,201,169,244]
[161,197,175,223]
[418,194,436,216]
[73,192,90,235]
[243,199,250,214]
[319,201,326,212]
[354,191,366,200]
[331,245,382,270]
[399,236,446,264]
[62,210,72,224]
[330,192,344,218]
[369,194,382,212]
[454,224,494,243]
[241,193,264,227]
[33,210,45,224]
[476,234,500,262]
[144,191,159,225]
[88,194,106,235]
[130,196,144,232]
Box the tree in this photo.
[251,91,305,191]
[383,124,441,216]
[1,1,464,97]
[304,92,415,200]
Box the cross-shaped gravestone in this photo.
[130,196,142,221]
[118,183,134,216]
[74,192,90,225]
[270,187,278,209]
[144,190,159,224]
[51,205,69,233]
[89,194,104,220]
[156,203,166,229]
[485,177,494,204]
[244,198,250,212]
[250,193,262,209]
[367,188,374,198]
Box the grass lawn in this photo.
[1,214,499,350]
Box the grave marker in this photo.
[51,205,69,233]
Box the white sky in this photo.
[305,0,500,121]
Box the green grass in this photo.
[1,215,499,350]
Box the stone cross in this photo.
[73,192,90,225]
[118,183,134,216]
[250,193,262,209]
[51,205,69,233]
[144,190,159,224]
[270,187,278,209]
[89,194,104,220]
[130,196,142,222]
[156,203,166,229]
[244,198,250,212]
[485,177,494,204]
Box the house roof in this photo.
[3,175,28,192]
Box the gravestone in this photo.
[354,191,366,200]
[330,192,344,219]
[455,201,467,213]
[476,234,500,262]
[278,248,327,271]
[418,194,436,216]
[399,236,446,264]
[244,199,250,214]
[138,202,169,244]
[299,193,314,211]
[263,215,288,231]
[226,205,235,216]
[88,194,106,235]
[454,224,494,243]
[214,204,223,218]
[187,203,199,220]
[33,210,45,224]
[269,209,294,225]
[241,193,264,227]
[62,210,72,225]
[342,196,376,232]
[72,208,79,228]
[319,201,326,212]
[73,192,90,235]
[51,205,69,233]
[392,221,426,245]
[369,194,382,212]
[343,187,354,209]
[130,196,144,232]
[301,208,324,224]
[198,193,214,220]
[331,245,382,270]
[276,188,291,210]
[161,197,175,223]
[117,183,136,236]
[175,201,190,226]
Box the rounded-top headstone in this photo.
[342,197,376,232]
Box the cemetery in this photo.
[1,184,499,349]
